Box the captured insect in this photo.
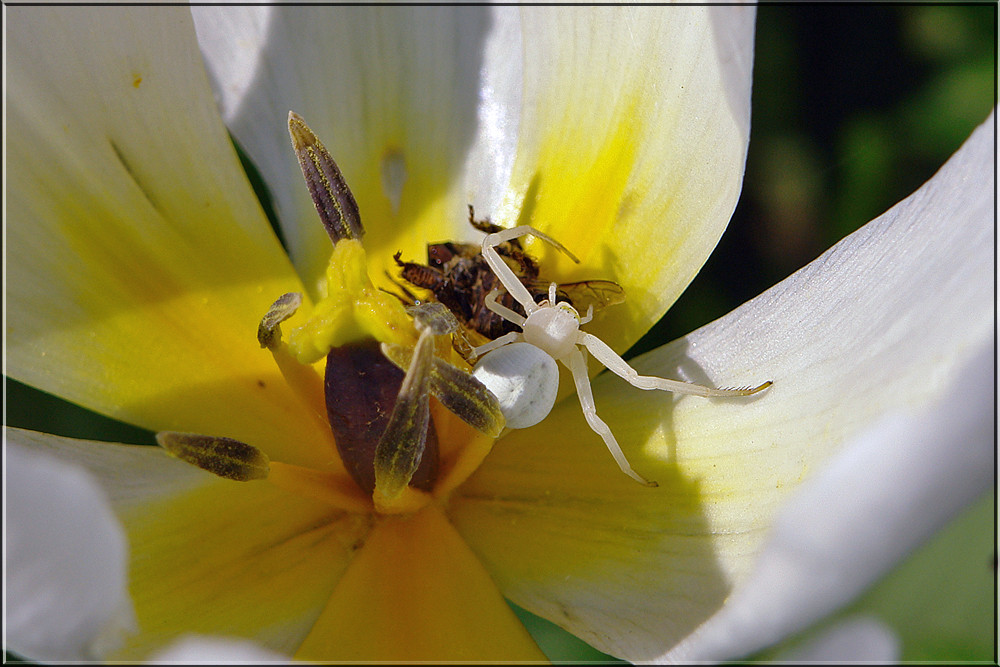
[467,226,773,487]
[395,206,625,347]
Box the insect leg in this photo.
[481,234,541,316]
[483,226,580,263]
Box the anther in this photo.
[288,111,364,243]
[156,432,270,481]
[258,292,303,349]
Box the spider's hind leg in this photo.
[564,347,657,487]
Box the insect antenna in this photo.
[379,271,421,306]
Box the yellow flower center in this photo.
[158,114,504,517]
[271,239,500,515]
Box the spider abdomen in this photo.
[472,342,559,429]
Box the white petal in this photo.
[779,616,900,663]
[652,111,996,659]
[190,7,273,122]
[6,440,135,661]
[9,428,370,659]
[458,9,523,217]
[192,6,756,352]
[492,6,757,351]
[193,6,514,293]
[193,6,522,225]
[665,342,994,661]
[6,6,323,465]
[150,635,290,664]
[652,112,995,661]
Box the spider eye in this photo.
[472,342,559,429]
[556,301,580,319]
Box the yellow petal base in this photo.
[295,503,546,662]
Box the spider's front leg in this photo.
[468,288,527,362]
[543,281,593,322]
[481,226,579,316]
[471,331,522,361]
[579,332,772,397]
[564,347,657,487]
[483,287,525,327]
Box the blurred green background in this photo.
[5,4,996,663]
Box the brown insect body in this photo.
[396,207,625,346]
[408,244,535,341]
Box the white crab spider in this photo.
[470,225,771,487]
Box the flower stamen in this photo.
[258,292,337,453]
[380,303,505,441]
[257,291,303,350]
[288,110,364,243]
[372,324,436,503]
[263,114,511,511]
[156,432,270,481]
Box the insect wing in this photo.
[528,279,626,313]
